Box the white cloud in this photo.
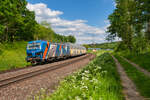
[113,1,117,7]
[27,3,63,19]
[104,20,109,24]
[27,3,108,44]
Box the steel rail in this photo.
[0,54,91,88]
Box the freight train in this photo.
[26,40,86,64]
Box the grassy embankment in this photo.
[115,55,150,98]
[36,51,124,100]
[0,41,29,71]
[115,50,150,72]
[123,53,150,72]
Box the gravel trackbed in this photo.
[0,54,95,100]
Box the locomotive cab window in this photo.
[27,43,41,50]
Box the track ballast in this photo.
[0,54,91,88]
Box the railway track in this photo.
[0,54,92,88]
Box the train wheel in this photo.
[31,61,37,66]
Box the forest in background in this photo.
[84,42,119,50]
[107,0,150,53]
[0,0,76,43]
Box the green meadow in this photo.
[0,41,29,71]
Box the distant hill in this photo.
[84,42,119,49]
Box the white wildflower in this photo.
[82,73,85,76]
[89,96,93,100]
[98,66,102,70]
[93,78,99,84]
[99,97,103,100]
[90,80,93,83]
[82,92,86,97]
[102,70,107,73]
[82,76,85,80]
[85,77,89,80]
[81,81,85,86]
[83,86,88,89]
[75,96,81,100]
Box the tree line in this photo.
[0,0,76,43]
[107,0,150,53]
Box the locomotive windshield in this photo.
[27,43,41,50]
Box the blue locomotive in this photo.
[26,40,86,64]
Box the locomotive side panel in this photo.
[43,42,50,60]
[70,45,73,56]
[60,44,64,57]
[55,44,60,57]
[47,43,57,58]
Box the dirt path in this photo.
[111,55,144,100]
[121,56,150,77]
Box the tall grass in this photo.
[125,53,150,72]
[115,51,150,72]
[115,55,150,98]
[37,53,123,100]
[0,41,29,71]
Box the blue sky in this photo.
[27,0,115,44]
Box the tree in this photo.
[34,24,55,41]
[0,0,37,42]
[107,0,136,50]
[0,0,77,44]
[140,0,150,40]
[107,0,150,52]
[67,35,76,43]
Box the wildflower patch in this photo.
[42,53,124,100]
